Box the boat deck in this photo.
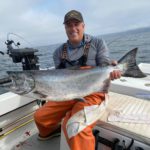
[110,73,150,100]
[0,121,60,150]
[0,92,150,150]
[96,92,150,145]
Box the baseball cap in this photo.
[63,10,84,24]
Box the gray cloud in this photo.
[0,0,66,50]
[0,0,150,50]
[83,0,150,35]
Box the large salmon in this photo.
[1,48,146,101]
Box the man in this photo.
[34,10,121,150]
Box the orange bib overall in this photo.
[34,92,106,150]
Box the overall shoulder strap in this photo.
[79,42,91,66]
[83,42,90,56]
[61,43,75,65]
[61,43,68,60]
[59,41,91,68]
[56,43,68,69]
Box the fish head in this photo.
[6,71,35,95]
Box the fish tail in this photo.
[117,48,146,78]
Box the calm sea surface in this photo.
[0,27,150,94]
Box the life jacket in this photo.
[57,42,91,69]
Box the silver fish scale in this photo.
[28,67,111,101]
[6,67,112,101]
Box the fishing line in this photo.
[7,32,32,47]
[107,35,123,46]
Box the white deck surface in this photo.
[0,92,150,150]
[96,92,150,145]
[0,62,150,149]
[110,75,150,100]
[0,121,60,150]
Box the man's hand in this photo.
[110,70,122,80]
[110,60,122,80]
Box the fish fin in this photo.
[79,66,94,70]
[117,48,146,78]
[68,65,94,70]
[75,98,87,102]
[103,79,111,92]
[33,91,48,98]
[67,66,81,70]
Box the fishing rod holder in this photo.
[5,39,39,70]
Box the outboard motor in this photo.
[5,38,39,70]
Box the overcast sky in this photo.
[0,0,150,50]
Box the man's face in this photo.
[65,19,85,45]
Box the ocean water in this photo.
[103,27,150,63]
[0,27,150,94]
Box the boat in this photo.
[0,37,150,150]
[0,63,150,150]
